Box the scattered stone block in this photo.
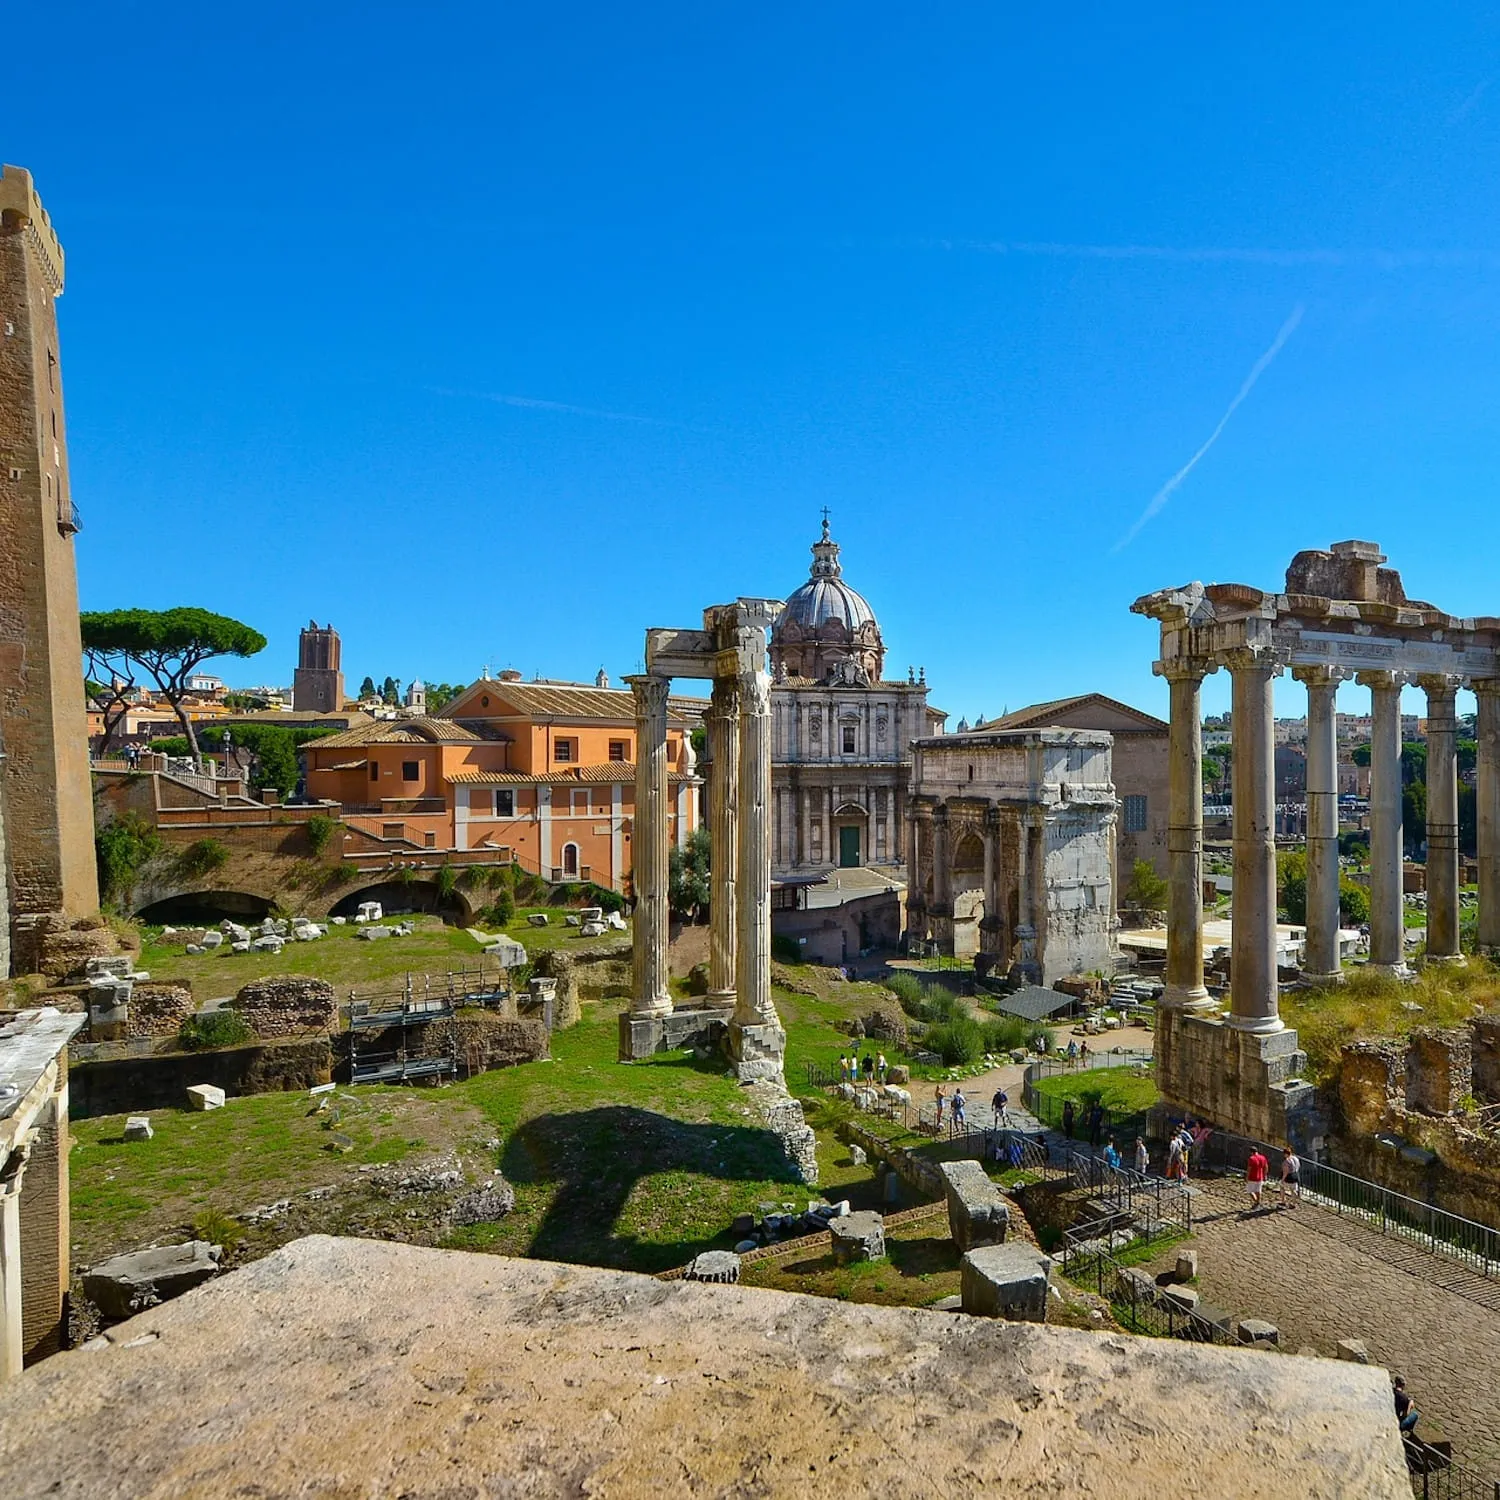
[849,1143,867,1166]
[734,1239,758,1254]
[356,902,383,923]
[83,1241,221,1320]
[578,907,604,924]
[564,915,581,927]
[185,944,204,956]
[1335,1338,1369,1364]
[829,1210,885,1265]
[355,926,392,942]
[1114,1267,1156,1305]
[251,936,284,954]
[527,913,549,927]
[123,1116,153,1142]
[683,1251,741,1284]
[331,916,347,925]
[329,1132,355,1153]
[938,1160,1010,1252]
[1161,1285,1200,1314]
[929,1294,963,1312]
[186,1084,226,1111]
[731,1213,755,1237]
[606,910,627,930]
[1238,1319,1279,1346]
[580,921,607,938]
[1173,1250,1198,1283]
[310,1082,336,1097]
[960,1243,1052,1321]
[886,1064,910,1084]
[200,932,224,949]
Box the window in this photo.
[370,762,380,782]
[555,739,574,763]
[496,789,515,817]
[382,822,404,839]
[1124,794,1148,833]
[570,789,588,814]
[423,831,437,848]
[842,726,856,754]
[402,761,419,782]
[608,740,628,762]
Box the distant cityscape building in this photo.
[292,622,344,714]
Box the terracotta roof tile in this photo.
[308,717,483,750]
[439,681,707,723]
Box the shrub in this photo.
[514,869,548,905]
[304,814,337,856]
[178,1010,253,1050]
[484,888,516,926]
[885,972,964,1024]
[191,1207,244,1255]
[583,882,625,914]
[436,864,457,899]
[980,1014,1032,1055]
[95,813,162,905]
[175,837,230,880]
[771,934,802,964]
[924,1016,985,1066]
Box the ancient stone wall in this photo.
[530,949,580,1028]
[1469,1016,1500,1104]
[231,977,337,1037]
[450,1011,548,1072]
[1405,1027,1473,1116]
[124,984,194,1040]
[1337,1041,1404,1136]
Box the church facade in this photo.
[770,519,944,875]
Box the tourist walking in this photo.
[934,1084,946,1132]
[1166,1132,1184,1181]
[1246,1148,1269,1210]
[1133,1136,1149,1176]
[1393,1377,1420,1435]
[991,1087,1010,1128]
[876,1051,888,1083]
[1087,1102,1104,1150]
[1280,1149,1302,1204]
[952,1088,967,1130]
[1102,1137,1121,1172]
[862,1053,875,1082]
[839,1054,850,1083]
[1061,1099,1076,1140]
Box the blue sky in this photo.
[14,4,1500,722]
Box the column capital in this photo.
[1221,646,1283,677]
[1291,665,1346,689]
[1472,677,1500,701]
[1155,656,1215,685]
[1354,669,1401,691]
[0,1138,32,1200]
[625,673,673,713]
[1414,672,1463,700]
[708,674,741,718]
[736,668,771,716]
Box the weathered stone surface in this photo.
[186,1083,225,1111]
[960,1243,1052,1321]
[938,1159,1010,1252]
[1336,1338,1370,1364]
[1161,1285,1200,1313]
[123,1116,153,1142]
[232,976,337,1037]
[4,1237,1412,1498]
[447,1176,517,1227]
[82,1241,221,1320]
[1114,1266,1157,1306]
[829,1210,885,1265]
[531,949,581,1029]
[683,1251,741,1284]
[1174,1249,1199,1283]
[125,983,194,1039]
[1237,1319,1280,1346]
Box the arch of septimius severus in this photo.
[1133,539,1500,1148]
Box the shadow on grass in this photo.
[500,1105,799,1271]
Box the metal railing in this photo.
[1200,1129,1500,1280]
[1405,1441,1499,1499]
[1059,1234,1232,1345]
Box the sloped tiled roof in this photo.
[978,695,1168,735]
[449,763,696,786]
[307,717,483,751]
[439,680,707,724]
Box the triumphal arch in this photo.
[1133,540,1500,1147]
[621,598,788,1081]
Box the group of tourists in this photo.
[1244,1146,1301,1210]
[839,1051,888,1084]
[1059,1097,1107,1148]
[932,1084,968,1130]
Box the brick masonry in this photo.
[0,165,99,965]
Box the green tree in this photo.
[425,682,463,712]
[1338,878,1371,926]
[381,675,401,705]
[1124,858,1168,912]
[1278,850,1308,924]
[95,812,161,906]
[80,608,266,766]
[358,675,377,699]
[667,826,711,920]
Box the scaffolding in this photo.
[347,969,513,1085]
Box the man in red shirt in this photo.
[1246,1149,1269,1210]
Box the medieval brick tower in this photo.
[293,622,344,713]
[0,164,99,970]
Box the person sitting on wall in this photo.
[1393,1377,1420,1436]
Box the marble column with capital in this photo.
[1477,681,1500,956]
[1294,666,1344,983]
[1227,650,1283,1032]
[1358,670,1408,975]
[706,676,740,1003]
[627,674,673,1017]
[1160,659,1214,1010]
[1418,674,1464,964]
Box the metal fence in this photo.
[1059,1231,1232,1345]
[1405,1443,1500,1500]
[1199,1128,1500,1280]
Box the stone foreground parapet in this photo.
[0,1236,1411,1497]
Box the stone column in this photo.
[1477,680,1500,956]
[1294,666,1344,983]
[980,806,999,951]
[627,675,673,1017]
[0,1143,26,1380]
[729,665,784,1078]
[706,676,740,1004]
[1419,674,1463,965]
[1227,649,1282,1032]
[1160,659,1213,1010]
[1359,670,1407,975]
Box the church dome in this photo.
[771,517,886,684]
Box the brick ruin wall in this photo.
[125,983,194,1040]
[231,977,338,1037]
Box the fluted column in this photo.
[1359,670,1407,975]
[1227,649,1282,1032]
[933,804,952,912]
[707,676,740,1002]
[627,675,673,1016]
[1295,666,1344,983]
[732,666,777,1031]
[1160,659,1214,1010]
[1477,681,1500,956]
[1419,674,1463,964]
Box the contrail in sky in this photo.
[430,386,688,427]
[1113,304,1305,553]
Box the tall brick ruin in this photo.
[0,164,99,973]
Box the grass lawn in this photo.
[1031,1065,1159,1118]
[69,972,895,1276]
[134,909,628,997]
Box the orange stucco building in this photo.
[302,675,705,889]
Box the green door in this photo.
[838,825,860,868]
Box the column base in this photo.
[1161,983,1217,1012]
[707,988,737,1007]
[1420,952,1467,969]
[1297,969,1346,987]
[1225,1012,1285,1035]
[1365,961,1415,982]
[726,1019,786,1083]
[632,995,675,1018]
